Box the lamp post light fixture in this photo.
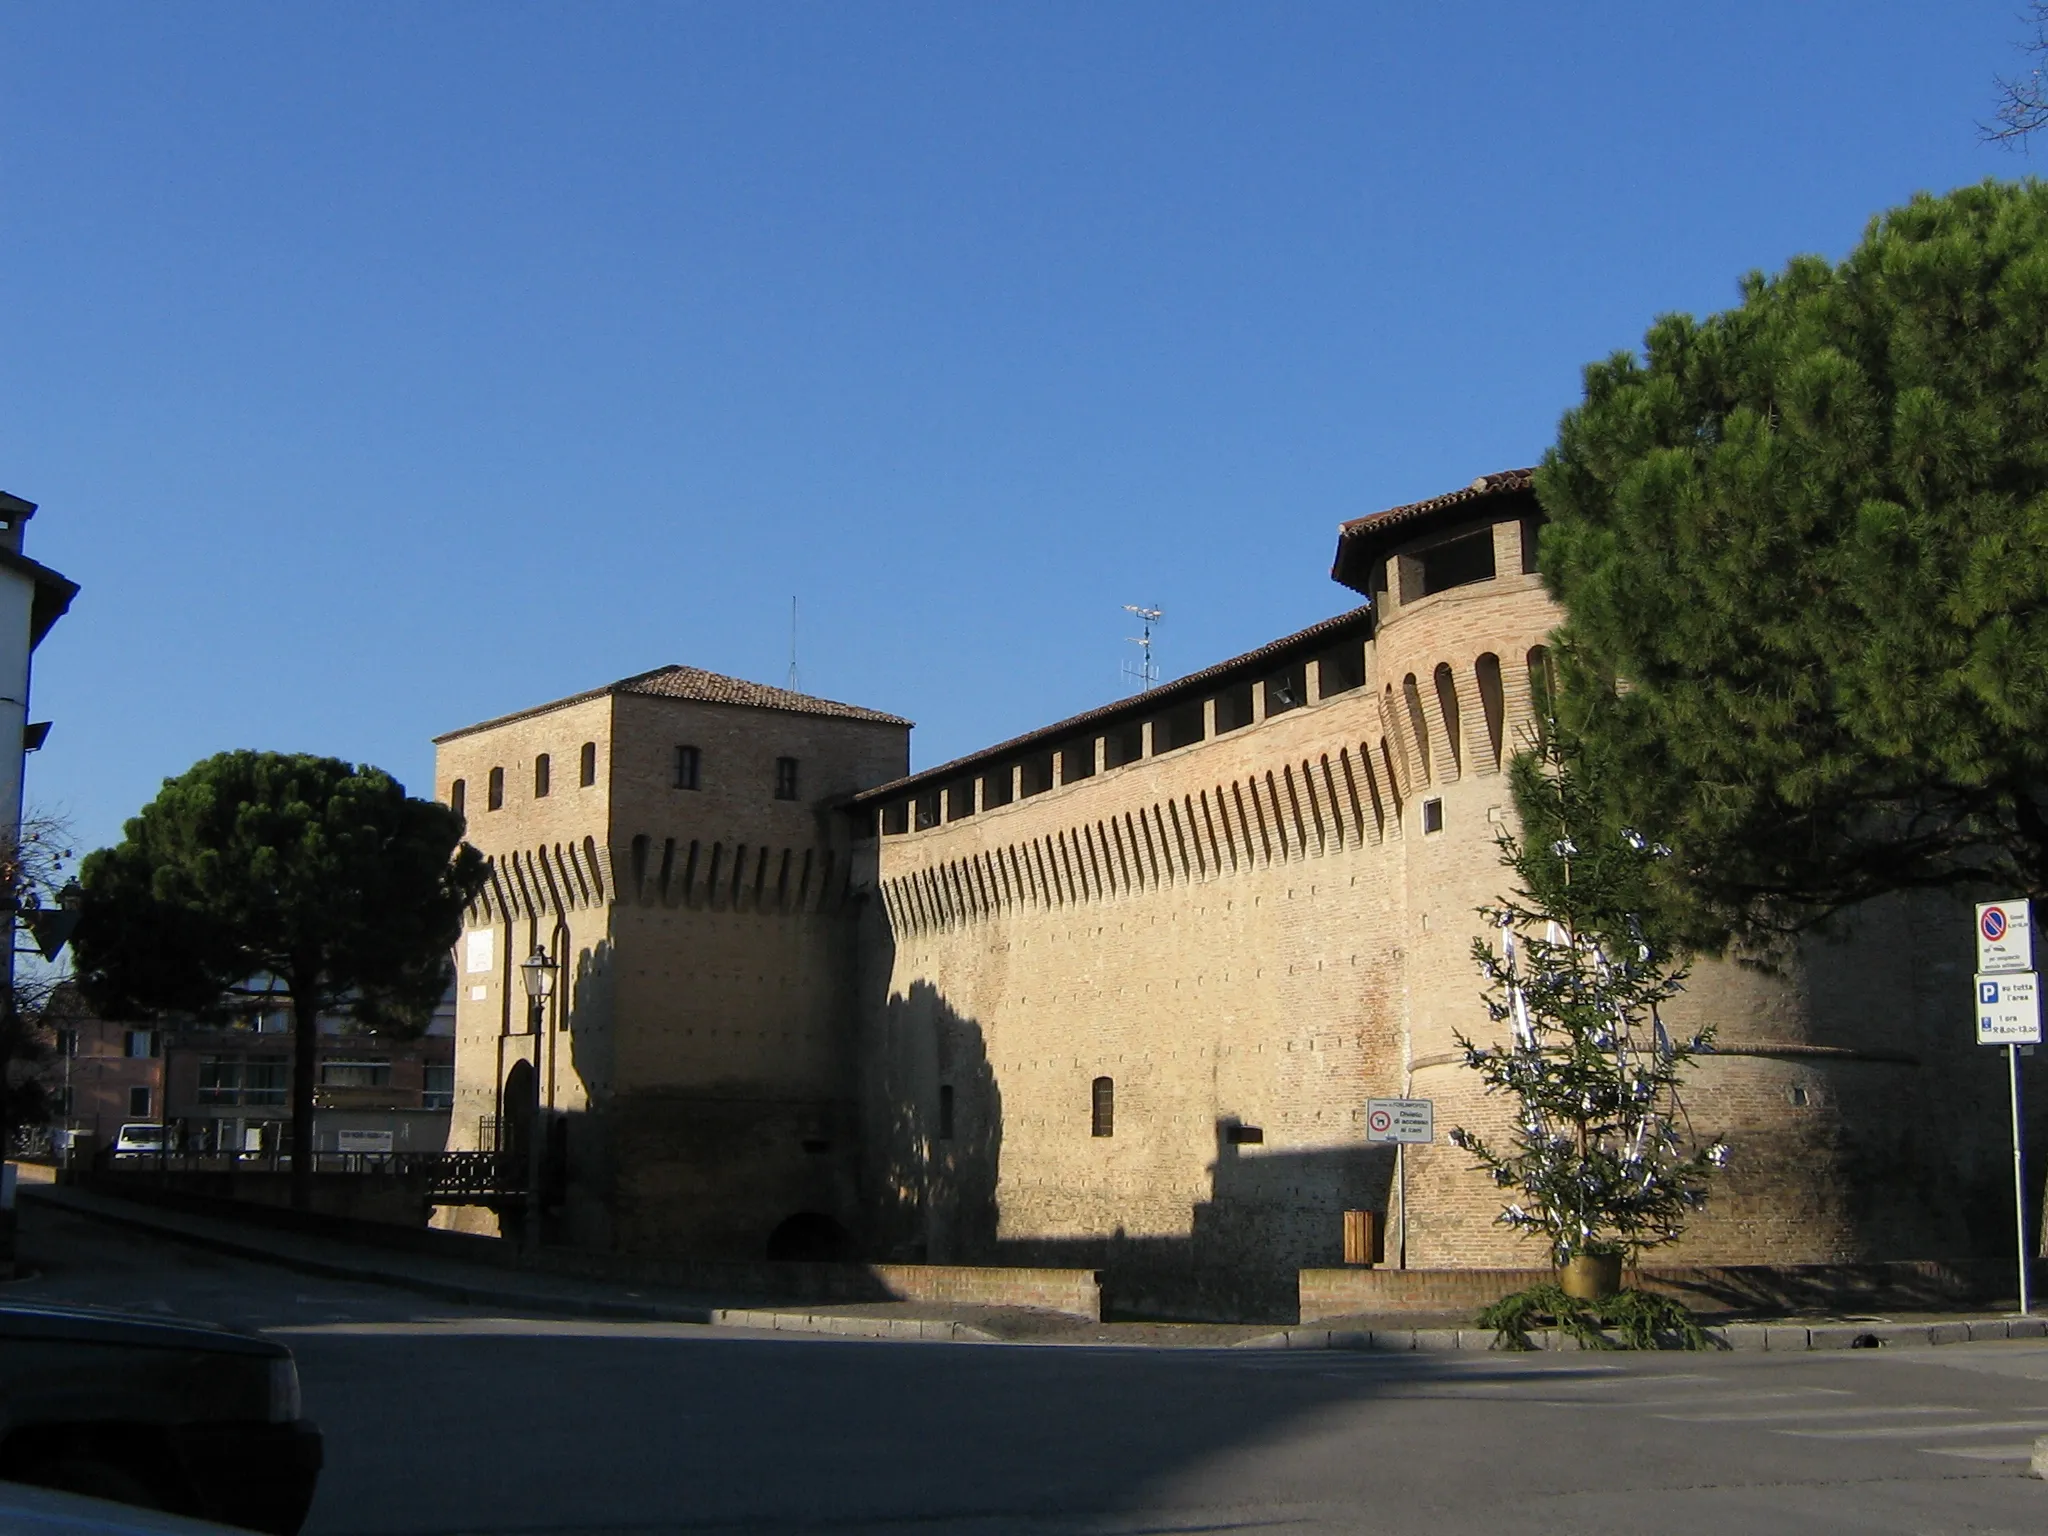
[519,944,558,1033]
[514,943,560,1251]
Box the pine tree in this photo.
[73,753,487,1211]
[1536,180,2048,944]
[1449,730,1728,1268]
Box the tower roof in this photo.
[1330,467,1537,594]
[433,664,910,744]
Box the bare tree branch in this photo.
[1985,1,2048,145]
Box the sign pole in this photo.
[1977,901,2040,1316]
[1366,1096,1431,1271]
[2014,1042,2032,1315]
[1396,1142,1407,1270]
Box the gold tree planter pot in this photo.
[1560,1253,1623,1301]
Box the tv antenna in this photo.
[787,597,800,692]
[1122,603,1163,692]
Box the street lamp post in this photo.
[515,945,558,1251]
[518,945,557,1034]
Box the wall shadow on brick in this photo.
[863,975,1395,1323]
[864,978,1002,1266]
[1004,1126,1395,1324]
[560,937,617,1250]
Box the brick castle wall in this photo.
[863,511,2027,1309]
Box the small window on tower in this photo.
[534,754,551,798]
[487,767,505,811]
[774,757,799,801]
[675,745,701,791]
[1091,1076,1115,1138]
[580,742,597,787]
[449,780,466,818]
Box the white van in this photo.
[111,1123,169,1158]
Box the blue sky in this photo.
[4,2,2028,856]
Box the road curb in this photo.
[22,1188,998,1344]
[1233,1316,2048,1352]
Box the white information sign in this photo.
[1978,901,2034,974]
[465,928,494,975]
[1365,1097,1434,1144]
[1977,972,2043,1045]
[337,1129,396,1154]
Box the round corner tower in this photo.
[1334,471,2003,1271]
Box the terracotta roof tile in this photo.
[849,605,1373,805]
[1330,467,1538,593]
[434,665,910,744]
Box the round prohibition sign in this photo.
[1367,1108,1394,1135]
[1984,907,2010,942]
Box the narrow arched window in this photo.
[1091,1076,1115,1138]
[534,753,551,798]
[449,780,466,818]
[487,766,505,811]
[1475,653,1505,769]
[1433,662,1461,776]
[1527,645,1553,725]
[1402,674,1430,784]
[580,741,597,787]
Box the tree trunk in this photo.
[290,990,319,1212]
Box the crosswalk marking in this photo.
[1658,1404,1979,1423]
[1243,1355,2048,1469]
[1530,1389,1850,1409]
[1496,1371,1711,1388]
[1783,1418,2048,1440]
[1924,1444,2040,1461]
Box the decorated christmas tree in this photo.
[1449,726,1728,1347]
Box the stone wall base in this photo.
[84,1176,1101,1318]
[1300,1259,2032,1321]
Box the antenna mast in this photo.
[787,597,800,692]
[1122,603,1163,692]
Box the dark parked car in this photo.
[0,1301,321,1533]
[0,1477,256,1533]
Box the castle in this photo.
[435,469,2021,1315]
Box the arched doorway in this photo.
[766,1212,853,1262]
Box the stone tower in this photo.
[433,665,908,1255]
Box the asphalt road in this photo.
[16,1202,2048,1536]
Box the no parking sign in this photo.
[1978,900,2034,974]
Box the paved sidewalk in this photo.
[1238,1312,2048,1352]
[26,1184,2048,1353]
[21,1185,1020,1341]
[20,1185,1269,1346]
